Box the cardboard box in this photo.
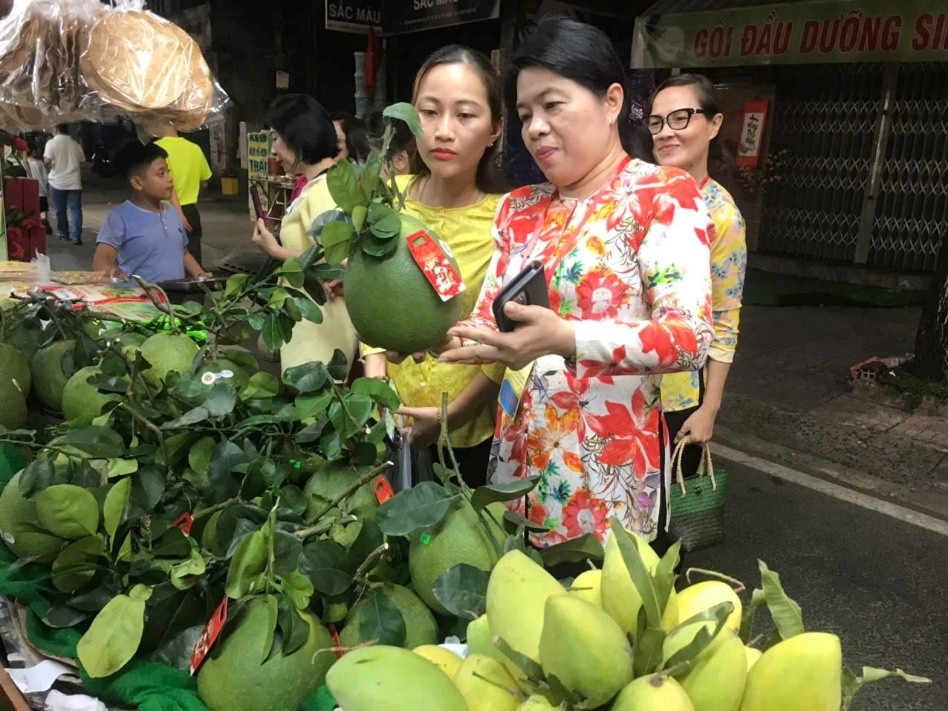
[0,666,30,711]
[2,178,39,218]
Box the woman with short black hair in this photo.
[438,18,714,547]
[250,94,357,373]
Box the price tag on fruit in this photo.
[406,230,464,302]
[189,597,229,675]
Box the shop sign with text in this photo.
[383,0,499,35]
[632,0,948,68]
[325,0,382,34]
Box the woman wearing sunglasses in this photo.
[648,74,747,479]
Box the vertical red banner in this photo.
[737,99,769,168]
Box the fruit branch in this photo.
[294,514,357,542]
[305,461,392,524]
[353,542,389,587]
[118,401,169,464]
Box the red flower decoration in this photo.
[562,489,609,538]
[575,270,628,318]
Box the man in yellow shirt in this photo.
[152,122,213,263]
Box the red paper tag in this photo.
[190,597,229,675]
[327,623,345,659]
[172,512,194,536]
[373,475,395,505]
[405,230,464,302]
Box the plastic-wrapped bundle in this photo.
[0,0,229,131]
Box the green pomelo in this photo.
[0,472,62,562]
[663,622,747,711]
[117,331,147,358]
[408,501,506,615]
[0,376,27,430]
[197,595,334,711]
[612,674,696,711]
[739,632,842,711]
[601,533,677,637]
[303,461,379,522]
[339,584,437,650]
[139,333,200,386]
[343,213,463,353]
[486,549,567,668]
[567,569,602,608]
[61,366,121,424]
[326,645,468,711]
[454,653,520,711]
[30,340,76,413]
[0,342,32,394]
[538,595,633,708]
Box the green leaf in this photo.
[841,665,931,710]
[610,518,661,629]
[170,549,207,590]
[280,570,314,610]
[662,601,733,670]
[344,392,374,428]
[48,427,125,459]
[283,362,329,394]
[224,273,249,298]
[739,587,766,643]
[52,536,104,592]
[432,564,490,619]
[105,458,138,479]
[299,539,352,596]
[759,560,805,640]
[241,372,280,400]
[383,102,423,138]
[277,599,311,657]
[367,202,400,237]
[327,349,350,381]
[653,541,681,615]
[207,440,254,507]
[296,419,328,445]
[503,510,551,534]
[357,154,381,204]
[493,635,545,682]
[225,529,270,598]
[351,441,378,467]
[77,592,147,678]
[376,482,460,537]
[295,391,333,420]
[37,485,100,539]
[103,477,132,540]
[351,376,400,411]
[161,407,209,430]
[293,296,323,325]
[633,610,667,677]
[357,588,406,647]
[18,458,55,497]
[188,436,216,474]
[220,347,259,371]
[471,476,540,511]
[204,382,237,418]
[538,533,604,568]
[272,530,304,576]
[320,221,355,264]
[361,231,399,258]
[327,160,359,212]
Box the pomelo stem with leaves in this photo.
[305,461,393,524]
[295,514,357,541]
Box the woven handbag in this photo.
[668,440,728,552]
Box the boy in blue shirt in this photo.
[93,141,211,283]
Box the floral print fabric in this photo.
[662,178,747,412]
[461,158,715,547]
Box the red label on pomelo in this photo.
[190,597,229,675]
[405,230,464,302]
[327,623,344,659]
[373,475,395,504]
[172,512,194,536]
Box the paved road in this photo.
[687,455,946,711]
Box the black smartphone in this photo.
[492,260,551,332]
[250,185,265,220]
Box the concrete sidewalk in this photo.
[49,172,948,520]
